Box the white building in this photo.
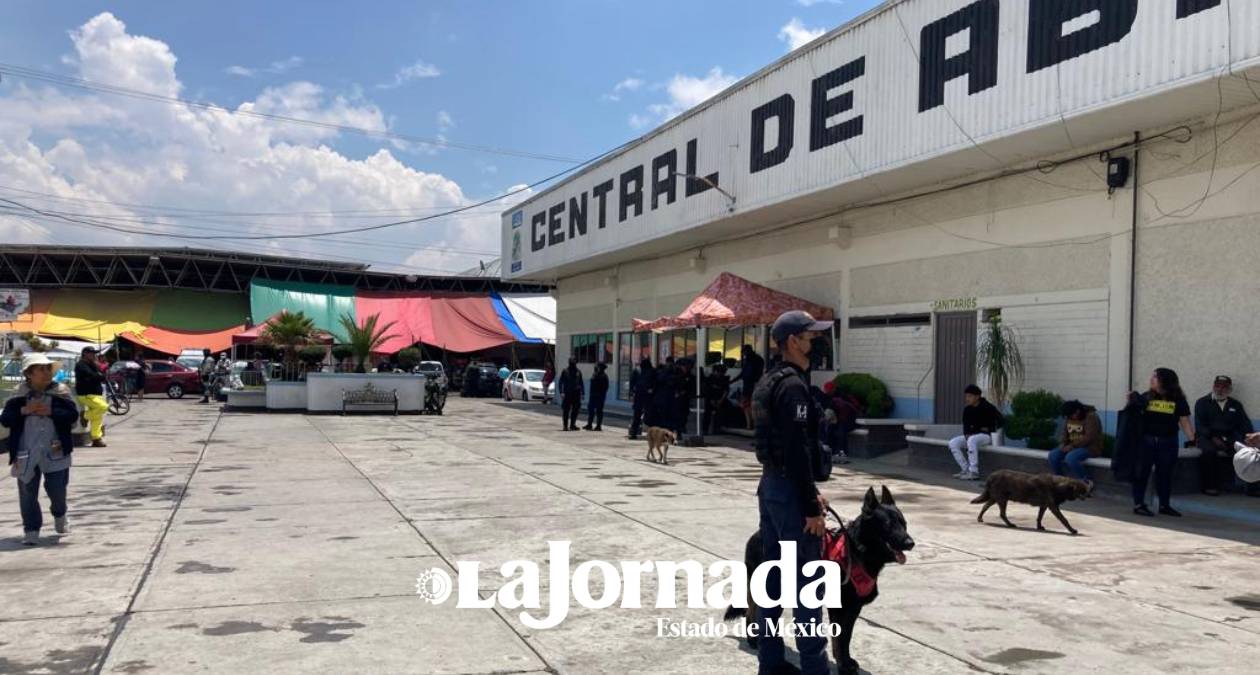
[503,0,1260,428]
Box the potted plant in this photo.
[977,315,1024,410]
[337,312,398,373]
[260,311,316,381]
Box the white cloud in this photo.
[779,18,825,51]
[224,55,302,78]
[601,77,645,102]
[377,60,441,89]
[796,0,844,6]
[630,68,737,130]
[437,110,454,132]
[0,13,494,274]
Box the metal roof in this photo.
[0,245,550,293]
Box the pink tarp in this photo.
[633,272,835,332]
[355,293,517,354]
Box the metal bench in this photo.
[341,383,398,415]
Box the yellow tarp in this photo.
[38,290,157,342]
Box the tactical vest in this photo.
[753,365,803,468]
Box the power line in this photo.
[0,62,584,164]
[0,183,508,219]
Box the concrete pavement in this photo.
[1,397,1257,674]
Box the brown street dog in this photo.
[645,427,676,464]
[972,469,1092,535]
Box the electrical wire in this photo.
[0,62,583,164]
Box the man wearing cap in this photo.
[2,354,79,545]
[73,347,108,448]
[1194,376,1254,496]
[752,310,833,675]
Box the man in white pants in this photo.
[948,385,1004,481]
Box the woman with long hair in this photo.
[1128,368,1196,517]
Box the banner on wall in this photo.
[0,289,30,322]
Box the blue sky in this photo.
[0,1,878,273]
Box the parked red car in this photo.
[108,359,204,399]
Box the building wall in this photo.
[553,103,1260,426]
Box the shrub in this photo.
[1005,389,1063,450]
[331,345,354,362]
[297,345,327,367]
[396,347,421,371]
[832,373,893,418]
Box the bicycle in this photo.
[105,378,131,416]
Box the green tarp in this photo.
[249,280,356,342]
[150,290,250,332]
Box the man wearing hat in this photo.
[1194,376,1254,495]
[73,347,108,447]
[1,354,79,545]
[752,310,833,675]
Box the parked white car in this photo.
[417,361,448,390]
[503,369,550,403]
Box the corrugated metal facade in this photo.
[504,0,1259,280]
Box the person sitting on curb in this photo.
[1049,400,1102,487]
[1193,375,1254,496]
[1235,432,1260,485]
[947,385,1004,481]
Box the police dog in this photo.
[725,486,914,675]
[972,469,1092,535]
[645,427,676,464]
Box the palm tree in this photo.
[261,311,317,379]
[976,315,1024,410]
[338,312,398,373]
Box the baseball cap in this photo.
[770,310,833,344]
[81,346,98,355]
[1215,375,1233,387]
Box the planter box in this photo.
[265,381,307,410]
[306,373,426,413]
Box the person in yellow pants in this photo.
[73,347,109,448]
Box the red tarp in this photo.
[355,292,517,354]
[633,272,835,332]
[120,325,244,356]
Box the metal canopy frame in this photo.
[0,246,552,294]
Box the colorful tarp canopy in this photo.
[496,293,555,344]
[354,292,517,354]
[250,280,355,342]
[120,325,244,356]
[231,314,334,346]
[632,272,835,332]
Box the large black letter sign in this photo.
[531,212,546,252]
[810,57,865,152]
[918,0,1000,113]
[1028,0,1138,73]
[651,149,678,210]
[1177,0,1221,18]
[684,139,719,197]
[750,94,795,174]
[619,166,644,223]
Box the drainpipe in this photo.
[1127,132,1140,388]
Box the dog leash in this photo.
[823,504,853,588]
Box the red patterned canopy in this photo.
[632,272,835,332]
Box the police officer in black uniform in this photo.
[753,310,833,675]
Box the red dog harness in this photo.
[823,531,877,599]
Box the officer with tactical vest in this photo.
[753,310,833,675]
